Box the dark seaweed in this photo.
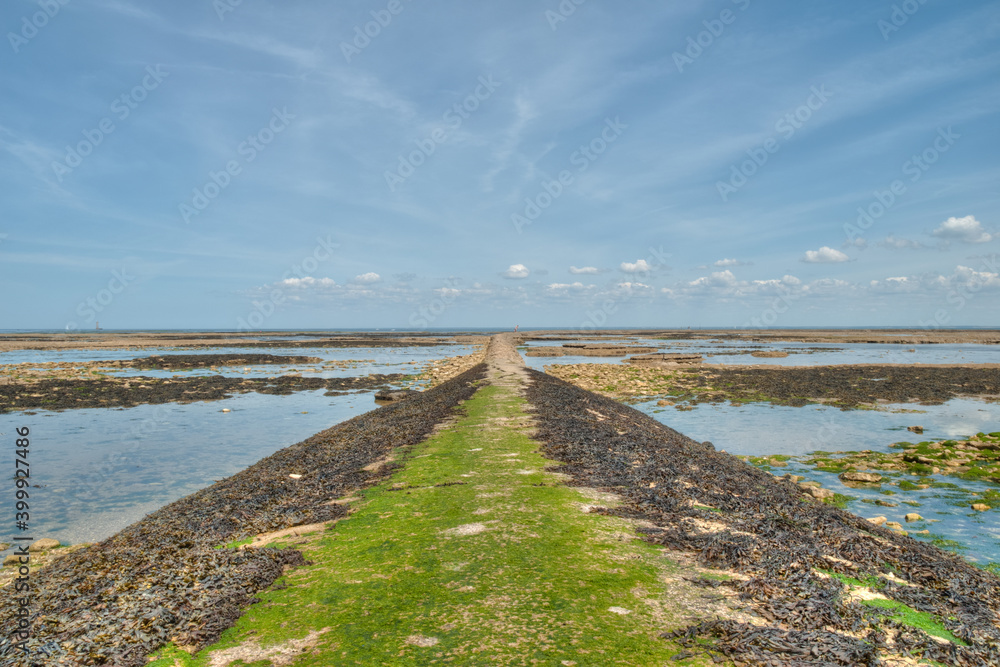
[525,369,1000,666]
[0,373,408,413]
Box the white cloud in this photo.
[502,264,530,279]
[569,266,599,274]
[354,272,381,283]
[880,235,922,250]
[869,276,918,293]
[689,270,738,289]
[951,264,1000,288]
[802,247,850,263]
[933,216,992,244]
[547,282,593,291]
[281,277,337,288]
[714,258,748,267]
[620,259,651,274]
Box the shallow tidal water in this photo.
[0,345,472,551]
[1,389,383,548]
[631,398,1000,566]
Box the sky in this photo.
[1,0,999,330]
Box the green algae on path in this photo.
[152,381,714,665]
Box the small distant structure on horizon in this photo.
[96,321,100,330]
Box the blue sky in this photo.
[1,0,998,330]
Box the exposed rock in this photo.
[29,538,60,552]
[907,426,924,434]
[904,513,923,522]
[971,503,992,512]
[884,521,904,531]
[838,471,882,483]
[624,353,704,366]
[800,485,834,500]
[751,350,789,358]
[374,389,419,402]
[971,441,1000,451]
[867,516,888,526]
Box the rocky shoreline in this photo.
[0,331,475,353]
[545,362,1000,408]
[0,365,487,665]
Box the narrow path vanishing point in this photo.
[152,334,726,666]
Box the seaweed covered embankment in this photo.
[0,364,486,666]
[526,369,1000,665]
[0,373,409,413]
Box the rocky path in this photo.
[148,334,723,666]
